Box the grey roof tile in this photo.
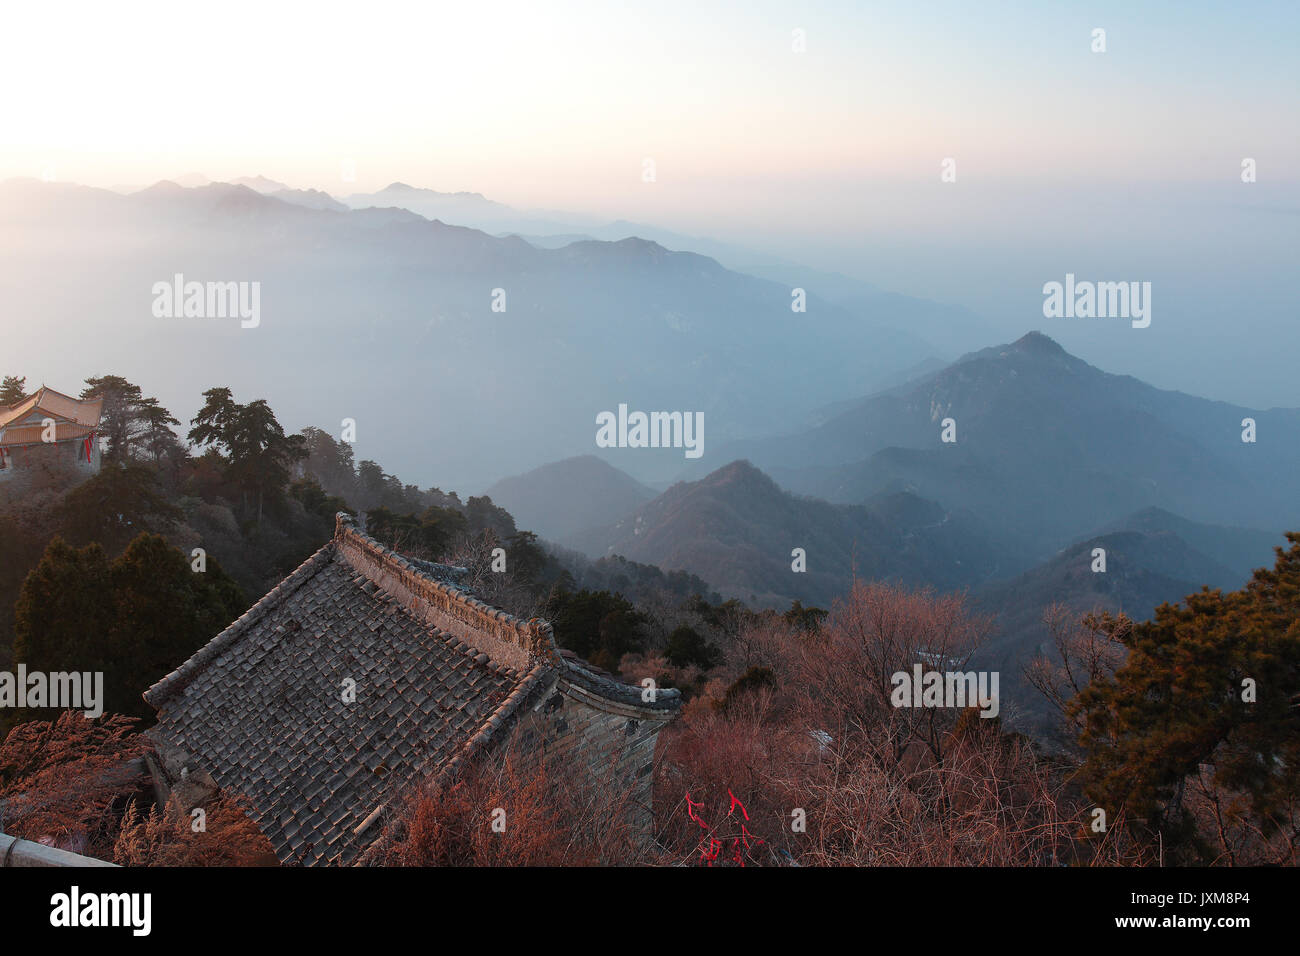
[144,514,677,866]
[147,546,524,866]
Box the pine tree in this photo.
[188,389,305,523]
[10,539,115,727]
[1072,532,1300,859]
[134,397,182,464]
[56,465,182,555]
[12,534,245,721]
[107,534,245,715]
[0,374,27,405]
[81,375,144,461]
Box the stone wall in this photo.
[335,513,557,674]
[519,670,677,819]
[0,440,97,487]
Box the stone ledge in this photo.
[0,832,117,867]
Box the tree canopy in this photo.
[12,533,245,722]
[0,374,27,405]
[1071,532,1300,861]
[188,388,306,523]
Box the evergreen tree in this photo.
[543,587,647,674]
[10,539,115,728]
[12,534,245,721]
[81,375,145,461]
[504,530,546,585]
[134,397,183,464]
[187,387,239,451]
[665,624,722,669]
[466,495,516,538]
[289,477,351,519]
[107,534,246,716]
[366,504,467,559]
[1072,533,1300,859]
[229,400,305,523]
[189,389,305,523]
[299,426,358,503]
[356,460,388,511]
[56,465,182,555]
[0,375,26,405]
[783,599,829,633]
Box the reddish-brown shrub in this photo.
[0,711,150,857]
[371,730,662,866]
[656,580,1152,866]
[112,792,278,866]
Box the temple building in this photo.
[144,513,681,866]
[0,386,103,482]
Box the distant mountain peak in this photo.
[230,174,290,193]
[618,236,670,255]
[951,329,1081,373]
[702,459,778,492]
[1010,330,1067,356]
[369,182,492,201]
[557,235,708,271]
[270,187,348,212]
[136,179,186,194]
[484,455,655,542]
[711,458,763,478]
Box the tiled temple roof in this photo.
[0,386,103,447]
[144,513,678,865]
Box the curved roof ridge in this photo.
[335,514,681,712]
[0,385,104,429]
[333,512,560,671]
[561,655,682,712]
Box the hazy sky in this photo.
[4,1,1295,207]
[3,1,1297,408]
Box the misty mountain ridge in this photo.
[1087,507,1282,582]
[971,522,1277,733]
[719,330,1300,558]
[137,173,994,352]
[271,188,349,213]
[484,455,655,542]
[4,174,1293,736]
[231,175,291,193]
[0,176,951,489]
[568,459,1017,608]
